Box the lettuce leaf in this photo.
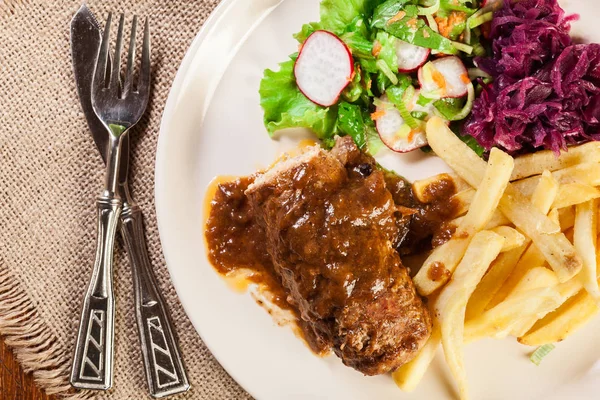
[439,0,477,16]
[294,22,322,43]
[320,0,380,34]
[375,31,399,73]
[370,0,414,27]
[340,29,374,59]
[259,57,338,140]
[372,0,458,54]
[337,102,386,155]
[337,102,367,148]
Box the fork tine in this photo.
[137,17,151,95]
[123,15,138,97]
[111,14,125,92]
[94,13,112,90]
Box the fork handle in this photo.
[121,202,190,398]
[71,195,121,390]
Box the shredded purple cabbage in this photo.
[464,0,600,155]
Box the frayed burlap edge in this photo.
[0,265,92,399]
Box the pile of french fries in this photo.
[393,117,600,399]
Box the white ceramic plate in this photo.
[156,1,600,399]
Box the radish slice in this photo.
[395,40,430,73]
[294,30,354,107]
[374,95,428,153]
[418,56,469,98]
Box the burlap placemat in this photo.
[0,1,252,398]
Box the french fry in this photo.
[393,320,441,392]
[515,253,600,341]
[512,163,600,198]
[414,147,514,296]
[489,245,548,308]
[574,200,599,300]
[518,286,600,346]
[455,173,593,221]
[564,227,574,243]
[498,185,581,282]
[413,173,469,204]
[456,172,578,224]
[436,230,505,400]
[559,207,576,231]
[556,277,585,300]
[465,171,559,320]
[530,171,561,212]
[425,117,487,188]
[465,286,564,343]
[511,141,600,181]
[451,189,475,217]
[459,148,514,233]
[508,268,560,337]
[552,184,600,209]
[489,208,560,308]
[451,211,510,231]
[465,249,527,321]
[414,238,471,293]
[532,247,600,314]
[426,117,582,283]
[491,226,526,252]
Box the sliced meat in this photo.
[245,136,432,375]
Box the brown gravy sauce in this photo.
[204,168,459,352]
[204,176,290,310]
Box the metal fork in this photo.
[71,13,150,391]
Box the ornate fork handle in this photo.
[71,196,120,390]
[121,202,190,398]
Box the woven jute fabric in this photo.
[0,0,252,398]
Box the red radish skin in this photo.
[374,95,428,153]
[418,56,469,98]
[396,40,431,73]
[294,30,354,107]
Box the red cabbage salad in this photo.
[465,0,600,156]
[259,0,596,158]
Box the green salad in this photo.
[259,0,491,156]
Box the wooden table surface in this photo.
[0,338,54,400]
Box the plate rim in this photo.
[155,0,272,398]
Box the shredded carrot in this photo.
[298,43,303,53]
[372,40,382,57]
[460,73,470,84]
[366,78,372,91]
[406,18,418,31]
[435,11,467,39]
[407,129,416,142]
[408,128,424,143]
[347,69,357,82]
[387,10,406,25]
[432,68,447,90]
[371,110,387,120]
[423,29,430,38]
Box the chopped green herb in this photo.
[530,344,556,366]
